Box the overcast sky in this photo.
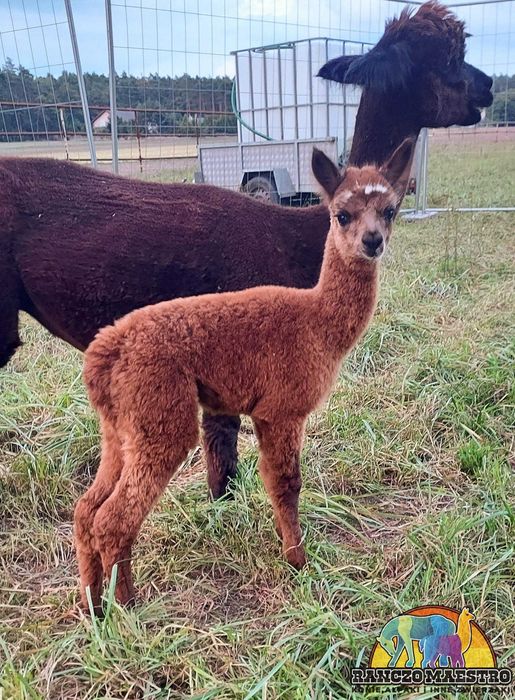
[0,0,513,78]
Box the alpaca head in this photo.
[460,607,475,624]
[318,1,493,128]
[312,138,414,262]
[376,634,396,657]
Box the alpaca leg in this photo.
[74,416,124,613]
[405,639,417,668]
[253,418,306,569]
[0,254,21,368]
[388,640,405,668]
[202,412,241,499]
[92,390,200,605]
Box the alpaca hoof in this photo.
[79,600,105,618]
[209,485,234,501]
[284,544,306,570]
[80,589,104,618]
[114,578,136,607]
[120,594,136,609]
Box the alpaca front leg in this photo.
[202,412,241,499]
[388,640,405,668]
[74,416,124,614]
[253,418,306,569]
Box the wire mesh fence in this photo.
[421,0,515,210]
[103,0,392,180]
[0,0,97,163]
[0,0,513,208]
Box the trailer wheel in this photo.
[242,175,280,204]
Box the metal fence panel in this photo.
[0,0,96,164]
[0,0,513,209]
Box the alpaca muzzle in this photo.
[362,231,384,259]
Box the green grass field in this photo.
[0,143,514,699]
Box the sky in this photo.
[0,0,513,79]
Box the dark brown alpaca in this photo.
[76,139,414,611]
[320,0,493,166]
[0,2,492,499]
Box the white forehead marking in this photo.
[339,190,353,202]
[363,183,388,195]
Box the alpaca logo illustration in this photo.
[372,606,481,669]
[352,605,512,687]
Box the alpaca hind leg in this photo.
[202,412,241,499]
[74,415,124,613]
[253,417,306,569]
[93,385,199,605]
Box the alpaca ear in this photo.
[312,148,341,199]
[343,41,415,91]
[317,55,360,84]
[380,138,415,198]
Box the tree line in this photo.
[0,59,237,140]
[1,59,514,141]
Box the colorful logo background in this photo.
[369,605,496,669]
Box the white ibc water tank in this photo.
[233,37,366,155]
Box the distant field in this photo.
[0,134,236,160]
[1,128,513,204]
[0,135,236,179]
[0,142,514,699]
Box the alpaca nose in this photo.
[362,231,384,257]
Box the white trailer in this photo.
[196,37,371,203]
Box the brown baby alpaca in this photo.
[76,138,414,612]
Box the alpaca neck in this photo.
[314,232,378,355]
[349,88,421,167]
[296,90,419,239]
[457,615,473,652]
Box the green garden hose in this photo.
[230,79,273,142]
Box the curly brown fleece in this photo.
[76,139,414,612]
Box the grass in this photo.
[426,141,515,208]
[1,143,514,699]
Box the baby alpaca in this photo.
[76,138,414,611]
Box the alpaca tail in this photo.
[83,324,124,414]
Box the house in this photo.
[92,109,136,130]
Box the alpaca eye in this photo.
[384,207,395,222]
[337,211,351,227]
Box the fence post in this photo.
[64,0,97,167]
[414,127,429,215]
[403,127,438,220]
[105,0,119,173]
